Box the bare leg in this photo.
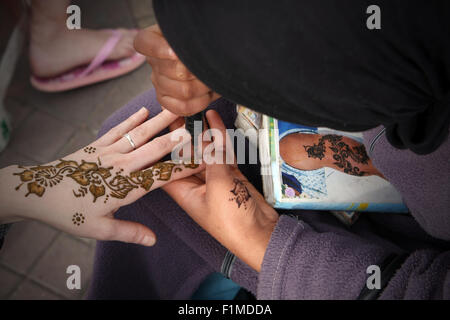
[30,0,138,78]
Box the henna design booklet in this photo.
[235,106,408,225]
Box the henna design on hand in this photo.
[72,212,85,226]
[14,159,199,203]
[229,178,251,209]
[303,134,370,176]
[83,146,96,154]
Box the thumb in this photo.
[204,110,236,181]
[134,25,177,60]
[101,218,156,246]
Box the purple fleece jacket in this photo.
[87,88,450,300]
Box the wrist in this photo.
[0,165,30,223]
[233,218,278,272]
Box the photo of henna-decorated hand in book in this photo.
[280,132,384,178]
[243,111,408,213]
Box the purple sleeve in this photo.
[244,215,450,299]
[363,127,450,241]
[255,215,388,299]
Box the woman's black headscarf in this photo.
[153,0,450,155]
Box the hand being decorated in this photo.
[0,108,204,246]
[163,110,279,272]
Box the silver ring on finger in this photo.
[123,133,136,150]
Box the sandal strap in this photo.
[78,29,122,78]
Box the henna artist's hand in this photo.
[134,24,221,116]
[163,110,279,272]
[0,108,203,246]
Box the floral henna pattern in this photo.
[303,134,370,176]
[304,138,327,160]
[72,212,85,226]
[229,178,251,209]
[14,159,199,203]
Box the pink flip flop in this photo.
[30,29,146,93]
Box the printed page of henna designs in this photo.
[303,134,371,176]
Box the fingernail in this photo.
[140,107,147,113]
[143,235,156,246]
[168,47,175,57]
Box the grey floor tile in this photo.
[129,0,154,20]
[0,266,23,298]
[9,280,63,300]
[8,110,76,163]
[120,64,153,97]
[73,0,136,29]
[4,44,32,100]
[5,48,112,128]
[29,233,94,299]
[38,81,117,126]
[88,64,152,131]
[4,97,34,130]
[0,221,58,274]
[9,75,116,128]
[136,15,157,29]
[6,52,147,132]
[29,62,149,132]
[0,148,35,168]
[56,126,97,159]
[0,1,19,55]
[76,237,97,248]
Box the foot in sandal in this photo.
[30,28,139,79]
[28,0,145,92]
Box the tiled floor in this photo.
[0,0,156,299]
